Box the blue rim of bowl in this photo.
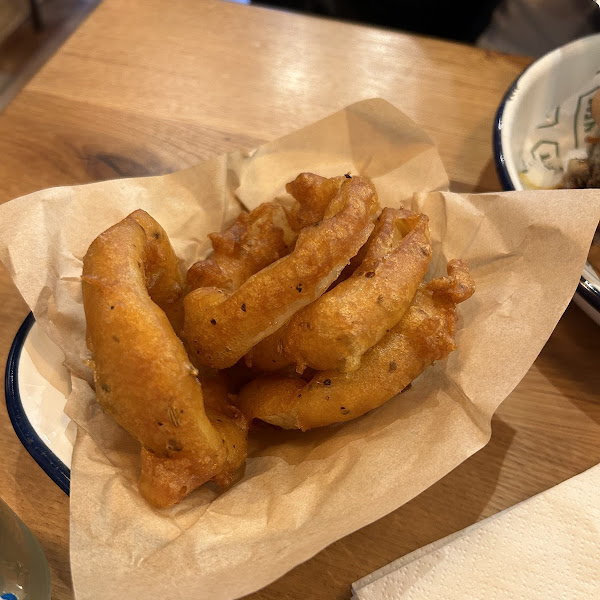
[493,54,600,318]
[4,312,71,495]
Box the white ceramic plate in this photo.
[493,33,600,325]
[5,314,74,493]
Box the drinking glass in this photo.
[0,497,51,600]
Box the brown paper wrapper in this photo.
[0,98,599,600]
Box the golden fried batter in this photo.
[82,210,247,507]
[247,208,432,373]
[186,173,348,296]
[284,172,347,231]
[186,202,294,294]
[81,173,476,506]
[182,176,379,369]
[236,260,474,430]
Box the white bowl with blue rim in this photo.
[493,33,600,326]
[5,314,73,494]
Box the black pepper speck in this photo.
[167,439,183,451]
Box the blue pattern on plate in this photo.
[492,59,600,318]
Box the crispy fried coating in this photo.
[82,210,247,507]
[81,173,476,505]
[138,375,247,503]
[247,208,432,373]
[284,172,347,231]
[185,173,348,296]
[186,202,294,294]
[235,260,474,431]
[182,176,379,369]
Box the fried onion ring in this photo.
[185,173,347,295]
[247,207,432,373]
[186,202,295,294]
[82,210,247,507]
[182,176,379,369]
[284,172,347,231]
[236,259,474,431]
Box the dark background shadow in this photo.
[254,1,504,45]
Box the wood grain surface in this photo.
[0,1,597,599]
[0,0,101,112]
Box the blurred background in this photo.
[1,0,599,114]
[0,0,100,110]
[254,0,600,55]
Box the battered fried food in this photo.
[82,172,475,507]
[82,210,247,508]
[246,208,432,373]
[138,374,247,506]
[284,172,347,231]
[235,260,474,430]
[186,202,294,294]
[185,173,347,295]
[182,176,379,369]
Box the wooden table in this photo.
[1,1,598,598]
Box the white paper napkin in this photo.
[352,463,600,599]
